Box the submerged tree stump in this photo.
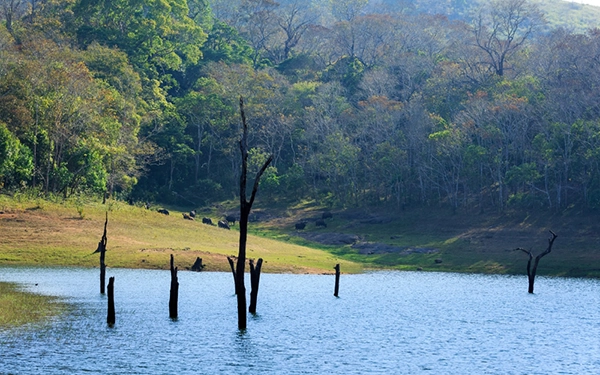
[334,264,340,297]
[169,254,179,319]
[515,230,558,294]
[107,276,115,326]
[191,257,204,272]
[249,258,263,314]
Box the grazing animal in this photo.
[316,219,327,228]
[189,210,196,218]
[144,202,150,209]
[183,213,194,220]
[322,211,333,220]
[157,208,170,215]
[218,220,231,230]
[225,215,236,225]
[295,222,306,230]
[202,217,213,225]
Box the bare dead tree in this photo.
[227,256,237,294]
[514,230,558,294]
[93,212,108,294]
[249,258,263,314]
[230,96,273,330]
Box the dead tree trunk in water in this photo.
[249,258,263,314]
[107,276,115,325]
[515,230,558,294]
[227,256,238,294]
[95,213,108,294]
[334,264,340,297]
[229,97,273,330]
[169,254,179,319]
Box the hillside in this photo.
[249,202,600,278]
[0,196,361,274]
[1,194,599,278]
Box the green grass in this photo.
[0,282,66,328]
[249,204,600,278]
[0,193,362,274]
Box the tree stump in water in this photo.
[95,213,108,294]
[334,264,340,297]
[107,276,115,326]
[169,254,179,319]
[191,257,204,272]
[249,258,263,314]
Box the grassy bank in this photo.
[251,202,600,278]
[2,193,599,278]
[0,282,66,328]
[0,194,361,274]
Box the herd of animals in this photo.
[153,206,333,231]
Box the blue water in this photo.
[1,267,599,374]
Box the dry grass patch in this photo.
[0,196,361,274]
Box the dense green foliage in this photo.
[1,0,600,212]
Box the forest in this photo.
[1,0,600,213]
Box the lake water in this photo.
[0,267,599,374]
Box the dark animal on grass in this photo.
[226,215,236,225]
[322,211,333,220]
[202,217,213,225]
[189,210,196,218]
[158,208,169,215]
[295,222,306,230]
[183,213,194,220]
[316,219,327,228]
[218,220,231,230]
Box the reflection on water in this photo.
[1,267,599,374]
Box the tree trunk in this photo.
[232,97,273,330]
[515,230,557,294]
[227,256,237,294]
[334,264,340,297]
[169,254,179,319]
[107,276,115,326]
[249,258,263,314]
[97,213,108,294]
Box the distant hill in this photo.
[370,0,600,33]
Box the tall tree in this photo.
[233,96,272,330]
[470,0,543,77]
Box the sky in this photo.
[564,0,600,7]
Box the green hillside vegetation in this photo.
[536,0,600,31]
[1,0,600,280]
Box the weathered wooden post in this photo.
[515,230,558,294]
[334,264,340,297]
[107,276,115,326]
[249,258,263,314]
[94,213,108,294]
[169,254,178,319]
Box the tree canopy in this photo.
[2,0,600,212]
